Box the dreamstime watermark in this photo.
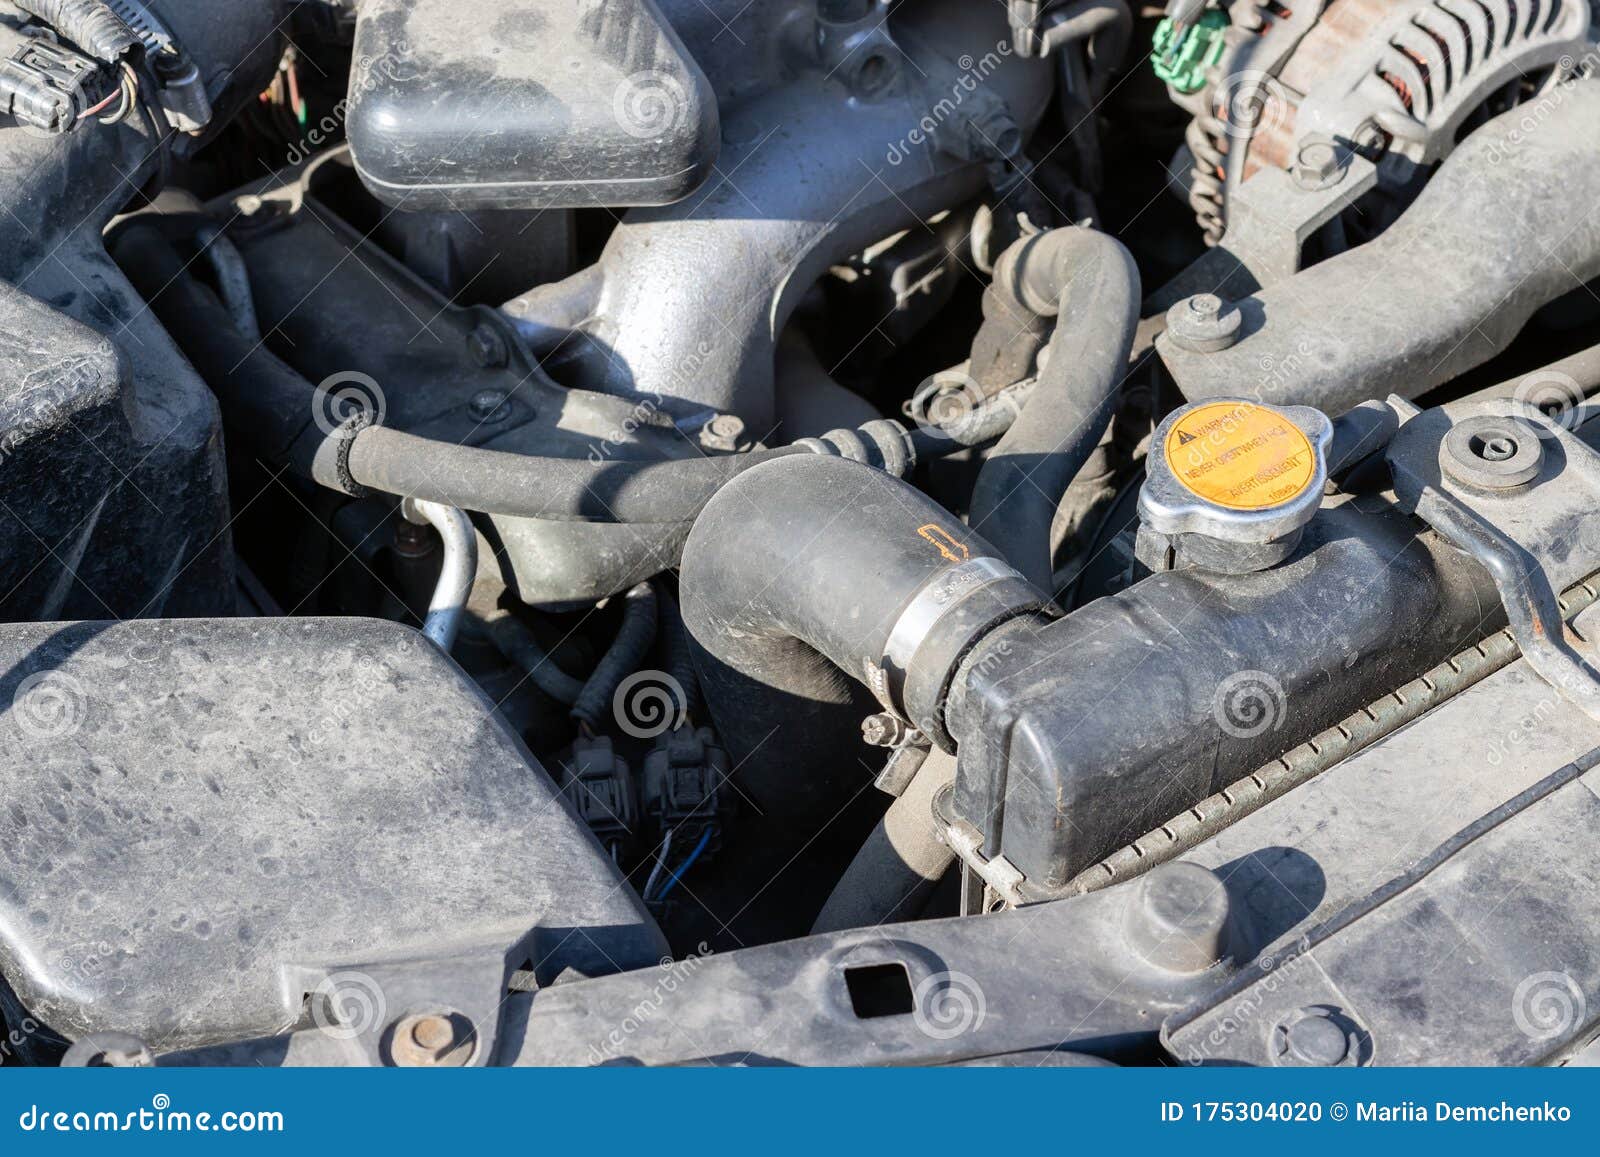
[285,41,412,167]
[612,669,688,739]
[886,41,1015,165]
[614,70,692,140]
[280,646,413,769]
[1477,49,1596,166]
[1179,936,1313,1065]
[587,943,714,1063]
[1512,970,1586,1043]
[312,370,387,436]
[913,970,987,1040]
[1207,69,1293,143]
[308,970,388,1041]
[1212,670,1287,739]
[16,1094,283,1134]
[12,670,88,741]
[1511,369,1587,436]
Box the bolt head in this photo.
[861,712,909,747]
[700,413,746,452]
[1292,138,1348,191]
[410,1015,454,1051]
[1166,294,1243,354]
[388,1011,476,1067]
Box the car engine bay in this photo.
[2,0,1600,1067]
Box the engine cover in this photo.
[0,618,665,1051]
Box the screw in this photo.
[469,389,512,422]
[700,413,746,452]
[388,1011,475,1067]
[1293,138,1347,191]
[468,325,509,369]
[861,712,914,748]
[1166,293,1243,354]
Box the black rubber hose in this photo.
[571,581,659,730]
[967,227,1141,591]
[15,0,139,62]
[678,455,1046,942]
[110,222,328,470]
[810,749,958,934]
[112,223,931,529]
[681,454,1047,768]
[660,589,703,725]
[343,425,806,525]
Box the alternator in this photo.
[1166,0,1591,252]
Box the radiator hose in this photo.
[967,227,1141,590]
[678,453,1048,939]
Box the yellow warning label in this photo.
[1165,402,1316,511]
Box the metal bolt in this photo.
[700,413,746,452]
[468,325,510,369]
[469,389,512,423]
[1166,293,1243,354]
[861,712,913,748]
[388,1011,475,1067]
[1287,1013,1349,1065]
[1292,138,1347,191]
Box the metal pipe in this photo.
[402,498,477,653]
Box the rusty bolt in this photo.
[388,1011,476,1067]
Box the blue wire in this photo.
[654,828,713,902]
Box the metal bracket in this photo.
[1387,399,1600,722]
[1219,149,1380,288]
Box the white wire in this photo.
[642,828,673,902]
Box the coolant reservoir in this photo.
[1136,398,1332,575]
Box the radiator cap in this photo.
[1137,398,1332,575]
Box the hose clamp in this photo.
[880,557,1046,747]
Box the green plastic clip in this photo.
[1153,9,1229,95]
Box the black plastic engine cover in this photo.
[0,618,665,1051]
[347,0,719,210]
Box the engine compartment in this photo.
[1,0,1600,1067]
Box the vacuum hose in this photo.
[967,227,1141,591]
